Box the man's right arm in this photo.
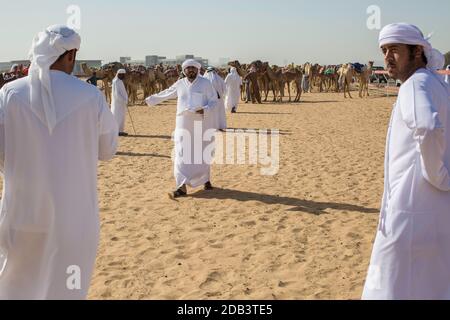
[145,82,178,107]
[401,79,450,191]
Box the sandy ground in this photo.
[81,87,394,300]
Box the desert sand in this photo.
[84,88,394,300]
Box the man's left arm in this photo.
[406,80,450,191]
[203,82,218,111]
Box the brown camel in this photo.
[154,65,168,91]
[281,66,303,102]
[261,62,283,102]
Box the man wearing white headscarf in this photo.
[224,67,242,113]
[146,59,218,198]
[0,25,118,299]
[9,64,19,74]
[363,23,450,300]
[204,67,227,130]
[111,69,129,136]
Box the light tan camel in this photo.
[340,64,355,99]
[357,61,374,98]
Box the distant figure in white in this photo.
[204,67,227,131]
[445,65,450,85]
[111,69,129,136]
[0,25,118,299]
[363,23,450,300]
[225,67,242,113]
[145,59,218,199]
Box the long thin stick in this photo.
[126,105,137,135]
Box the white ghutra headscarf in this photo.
[29,25,81,134]
[378,23,445,71]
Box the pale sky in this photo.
[0,0,449,66]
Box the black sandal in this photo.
[204,182,213,191]
[169,188,187,199]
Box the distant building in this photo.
[120,57,131,64]
[218,58,231,67]
[161,59,178,66]
[145,55,167,67]
[127,60,145,66]
[160,54,208,67]
[73,60,103,77]
[176,55,194,61]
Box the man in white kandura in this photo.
[445,65,450,85]
[111,69,129,136]
[225,67,242,113]
[145,59,218,199]
[204,67,227,130]
[362,23,450,300]
[0,25,118,299]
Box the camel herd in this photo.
[227,60,374,103]
[81,62,182,105]
[1,60,375,104]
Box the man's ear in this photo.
[415,46,424,60]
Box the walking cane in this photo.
[126,105,137,135]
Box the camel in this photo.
[164,67,180,88]
[261,62,283,102]
[309,64,322,91]
[241,60,263,104]
[318,65,339,93]
[81,62,121,103]
[316,65,336,92]
[124,67,145,105]
[143,68,157,98]
[281,66,303,102]
[154,65,168,91]
[356,61,374,98]
[339,63,355,99]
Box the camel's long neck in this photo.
[236,67,245,77]
[266,67,276,80]
[81,64,93,76]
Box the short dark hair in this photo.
[407,45,428,65]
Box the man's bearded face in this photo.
[184,66,198,80]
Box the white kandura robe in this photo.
[225,70,242,112]
[111,78,128,132]
[0,71,118,299]
[363,68,450,300]
[146,76,218,188]
[204,72,227,130]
